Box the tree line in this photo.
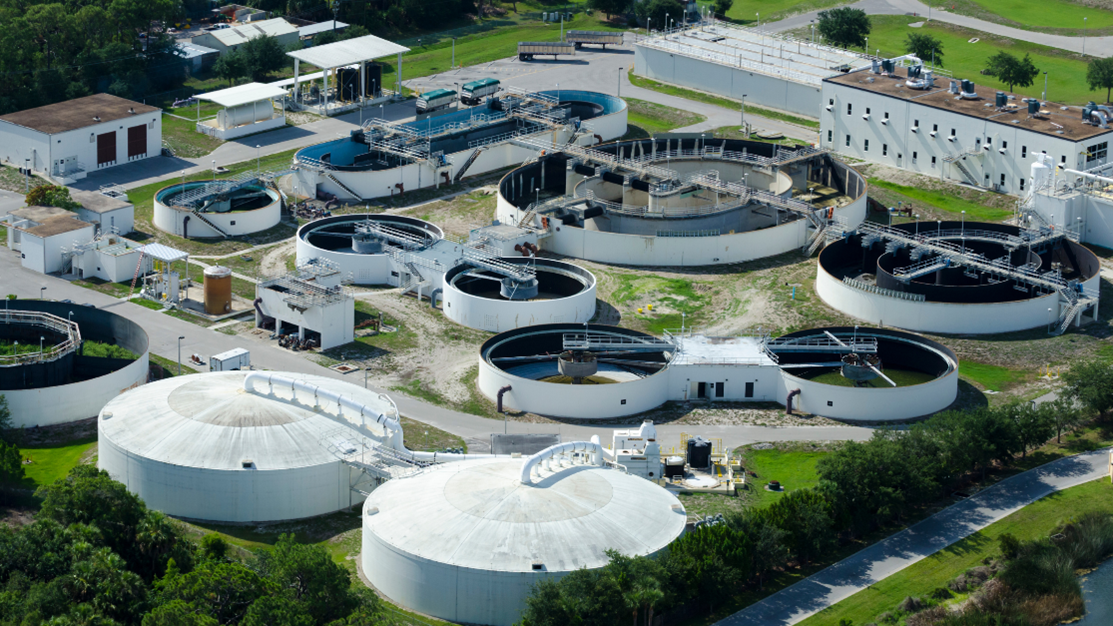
[520,358,1113,626]
[0,464,399,626]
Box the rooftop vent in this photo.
[128,107,135,114]
[241,459,255,469]
[531,562,545,571]
[93,116,101,122]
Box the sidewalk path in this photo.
[766,0,1113,57]
[717,447,1112,625]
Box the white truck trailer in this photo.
[210,348,251,371]
[517,41,575,61]
[565,30,623,49]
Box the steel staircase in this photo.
[325,173,361,200]
[453,147,486,183]
[190,209,231,238]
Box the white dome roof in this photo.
[99,371,395,471]
[364,458,686,573]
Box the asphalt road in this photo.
[766,0,1113,57]
[717,447,1113,626]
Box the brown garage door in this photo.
[127,124,147,159]
[96,131,116,166]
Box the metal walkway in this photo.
[355,220,432,251]
[562,332,675,352]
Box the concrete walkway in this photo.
[717,447,1113,626]
[766,0,1113,57]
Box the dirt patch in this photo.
[259,240,297,279]
[8,417,97,447]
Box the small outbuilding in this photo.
[190,18,299,56]
[255,271,354,350]
[3,206,94,274]
[70,188,134,235]
[175,42,220,72]
[195,82,287,140]
[0,94,161,184]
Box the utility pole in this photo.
[740,94,747,135]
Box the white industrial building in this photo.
[189,18,299,56]
[1,301,149,428]
[634,19,866,118]
[1026,151,1113,252]
[72,235,150,283]
[296,215,598,333]
[70,188,134,235]
[361,455,686,626]
[255,271,354,350]
[4,206,95,274]
[0,94,161,183]
[497,135,867,266]
[821,60,1113,196]
[479,324,959,421]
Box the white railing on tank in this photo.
[841,277,927,302]
[0,310,83,366]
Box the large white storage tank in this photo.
[361,457,687,626]
[98,371,397,523]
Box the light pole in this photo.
[177,335,184,376]
[647,17,651,37]
[810,21,815,43]
[617,67,624,98]
[1084,17,1088,57]
[256,145,260,172]
[556,82,560,104]
[68,310,74,322]
[211,159,217,181]
[24,158,29,192]
[39,286,46,300]
[451,37,456,68]
[1047,307,1053,333]
[39,336,44,356]
[1043,72,1048,101]
[665,13,669,32]
[740,94,747,134]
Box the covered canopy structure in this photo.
[286,34,410,116]
[195,82,288,140]
[138,242,190,306]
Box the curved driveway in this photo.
[717,447,1113,625]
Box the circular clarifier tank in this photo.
[153,181,282,238]
[442,257,596,332]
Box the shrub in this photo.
[877,612,898,624]
[906,606,948,626]
[930,587,954,600]
[997,542,1078,597]
[947,576,968,593]
[898,596,925,612]
[1019,593,1084,626]
[998,533,1021,560]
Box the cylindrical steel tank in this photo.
[664,455,685,478]
[687,437,711,469]
[203,266,233,315]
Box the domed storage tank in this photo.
[203,266,232,314]
[98,371,398,523]
[361,457,686,626]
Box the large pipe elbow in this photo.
[520,441,606,484]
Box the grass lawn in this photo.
[720,0,847,24]
[400,416,468,452]
[798,478,1113,626]
[149,353,197,378]
[946,0,1113,34]
[161,110,224,159]
[623,98,706,138]
[628,72,820,129]
[18,437,97,489]
[868,178,1014,222]
[395,12,627,81]
[859,16,1098,105]
[609,273,712,334]
[739,446,828,508]
[710,126,814,147]
[807,368,937,388]
[71,277,132,299]
[958,361,1026,392]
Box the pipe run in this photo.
[520,441,606,484]
[243,372,402,444]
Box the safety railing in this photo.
[0,310,82,366]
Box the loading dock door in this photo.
[127,125,147,159]
[96,131,117,166]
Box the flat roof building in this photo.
[3,206,95,275]
[0,94,161,184]
[634,19,866,118]
[190,18,299,55]
[821,61,1113,195]
[70,188,134,235]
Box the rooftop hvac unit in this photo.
[871,59,881,74]
[995,92,1007,107]
[907,64,922,79]
[881,59,895,74]
[960,79,978,99]
[949,80,960,95]
[1028,99,1040,115]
